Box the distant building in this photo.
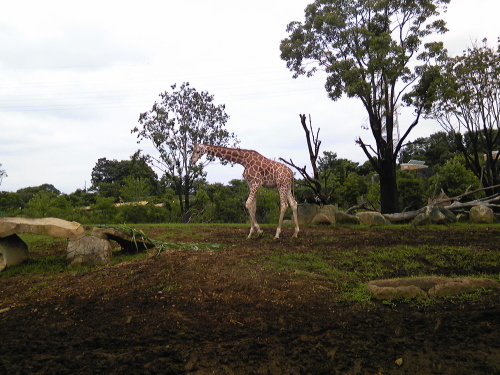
[483,151,499,161]
[400,160,428,171]
[400,160,434,178]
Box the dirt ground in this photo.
[1,225,499,374]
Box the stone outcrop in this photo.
[0,217,85,271]
[356,211,391,226]
[297,204,321,225]
[67,227,156,267]
[469,205,495,224]
[298,204,343,225]
[334,211,360,224]
[367,276,500,300]
[67,236,112,267]
[0,234,29,271]
[411,206,456,226]
[0,217,84,239]
[311,213,333,225]
[92,227,155,253]
[0,218,160,271]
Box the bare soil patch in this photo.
[1,225,499,374]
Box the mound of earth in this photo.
[0,225,499,374]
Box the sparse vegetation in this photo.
[1,224,498,373]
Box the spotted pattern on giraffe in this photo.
[190,144,299,239]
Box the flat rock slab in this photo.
[92,227,155,253]
[367,276,500,300]
[0,217,84,240]
[0,234,29,271]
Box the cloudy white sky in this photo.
[1,0,498,194]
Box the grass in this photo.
[2,224,499,306]
[263,242,500,304]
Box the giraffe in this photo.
[190,144,299,239]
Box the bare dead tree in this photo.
[280,114,331,204]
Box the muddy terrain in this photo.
[1,225,499,374]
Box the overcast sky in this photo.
[1,0,498,194]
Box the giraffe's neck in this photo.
[202,145,253,167]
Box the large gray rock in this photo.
[367,276,499,300]
[0,234,29,271]
[411,206,456,226]
[356,211,391,226]
[297,204,320,225]
[67,236,112,267]
[298,204,339,225]
[335,211,360,224]
[0,217,84,239]
[92,226,155,253]
[318,205,338,224]
[469,205,495,224]
[311,213,333,225]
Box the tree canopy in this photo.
[426,39,500,193]
[90,151,159,198]
[280,0,449,213]
[133,82,239,217]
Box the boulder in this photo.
[67,236,112,267]
[298,204,340,225]
[469,205,495,224]
[318,205,338,224]
[367,276,499,300]
[311,213,332,225]
[297,204,320,225]
[0,217,84,239]
[0,234,29,271]
[92,226,155,253]
[335,211,360,224]
[356,211,391,226]
[411,206,456,226]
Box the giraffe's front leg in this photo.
[245,191,262,239]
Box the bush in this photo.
[426,156,483,200]
[398,170,425,211]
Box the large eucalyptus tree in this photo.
[280,0,449,213]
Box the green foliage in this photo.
[25,190,57,217]
[91,152,159,197]
[426,156,483,199]
[120,176,151,202]
[16,184,60,204]
[0,191,24,216]
[133,82,239,216]
[336,172,368,209]
[199,180,248,223]
[429,39,500,192]
[397,170,425,211]
[400,131,456,167]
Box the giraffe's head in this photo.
[190,143,207,165]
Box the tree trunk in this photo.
[379,158,400,214]
[182,175,191,222]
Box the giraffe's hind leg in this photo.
[288,191,299,238]
[275,189,290,239]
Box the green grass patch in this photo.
[264,242,499,304]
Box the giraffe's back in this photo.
[243,153,293,189]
